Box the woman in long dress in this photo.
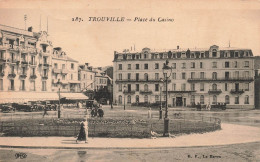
[76,118,88,143]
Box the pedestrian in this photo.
[43,106,48,117]
[148,108,152,119]
[76,118,88,143]
[97,108,104,117]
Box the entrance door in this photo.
[176,97,183,106]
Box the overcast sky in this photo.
[0,0,260,66]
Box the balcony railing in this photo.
[163,90,196,93]
[21,61,28,65]
[30,75,37,79]
[19,74,27,79]
[42,75,48,80]
[29,61,37,66]
[188,77,254,82]
[140,90,152,94]
[123,90,136,94]
[8,73,16,78]
[230,89,244,94]
[208,89,222,94]
[61,69,69,74]
[115,79,163,83]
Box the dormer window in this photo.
[212,49,217,57]
[191,53,195,58]
[235,51,239,57]
[201,53,204,58]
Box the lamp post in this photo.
[162,59,172,137]
[57,79,62,118]
[159,78,164,119]
[123,84,127,110]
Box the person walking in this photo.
[76,118,88,143]
[43,106,48,117]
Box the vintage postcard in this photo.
[0,0,260,161]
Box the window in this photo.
[144,95,148,103]
[225,95,230,104]
[42,81,46,91]
[71,74,73,80]
[136,84,139,91]
[144,64,148,69]
[62,64,65,69]
[30,81,35,91]
[144,84,148,91]
[155,84,159,91]
[212,49,217,57]
[71,63,74,70]
[200,62,203,68]
[127,73,131,80]
[182,63,186,69]
[127,64,131,70]
[172,73,176,79]
[43,69,48,77]
[234,61,238,68]
[191,83,195,91]
[155,63,159,69]
[118,95,122,104]
[54,63,58,69]
[244,61,249,67]
[244,95,249,104]
[213,95,217,104]
[127,95,131,104]
[144,73,148,81]
[62,75,66,80]
[212,84,217,90]
[20,80,25,91]
[136,64,139,69]
[191,72,195,79]
[118,64,122,70]
[155,73,159,80]
[244,71,249,78]
[200,72,205,79]
[182,73,186,79]
[245,83,249,91]
[201,53,204,58]
[0,65,3,73]
[212,72,217,80]
[118,74,122,80]
[225,72,230,79]
[225,62,230,68]
[200,95,204,104]
[136,73,139,81]
[235,96,239,104]
[212,62,217,68]
[136,95,139,103]
[119,84,122,92]
[191,95,195,105]
[172,83,176,91]
[191,53,195,58]
[191,62,195,68]
[0,79,3,90]
[200,83,204,91]
[172,63,176,69]
[155,95,159,102]
[225,83,228,91]
[181,83,186,91]
[9,79,14,90]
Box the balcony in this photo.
[123,90,135,95]
[19,74,27,79]
[29,61,37,66]
[39,50,51,56]
[164,90,196,93]
[30,75,37,80]
[53,69,62,73]
[20,47,30,53]
[115,79,163,83]
[43,63,51,67]
[8,73,16,78]
[9,45,19,51]
[208,89,222,94]
[61,69,69,74]
[187,77,254,82]
[21,61,28,65]
[140,90,152,94]
[230,89,244,94]
[42,75,48,80]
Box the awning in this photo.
[0,92,59,103]
[60,93,88,100]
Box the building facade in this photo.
[78,63,95,91]
[52,47,80,93]
[0,25,53,95]
[113,45,255,109]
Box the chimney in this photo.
[177,45,179,49]
[28,26,33,32]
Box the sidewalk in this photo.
[0,123,259,149]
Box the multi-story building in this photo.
[0,24,54,102]
[78,63,95,91]
[254,56,260,109]
[113,45,255,109]
[52,47,80,93]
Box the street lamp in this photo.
[57,79,62,118]
[123,84,127,110]
[159,78,164,119]
[162,59,172,137]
